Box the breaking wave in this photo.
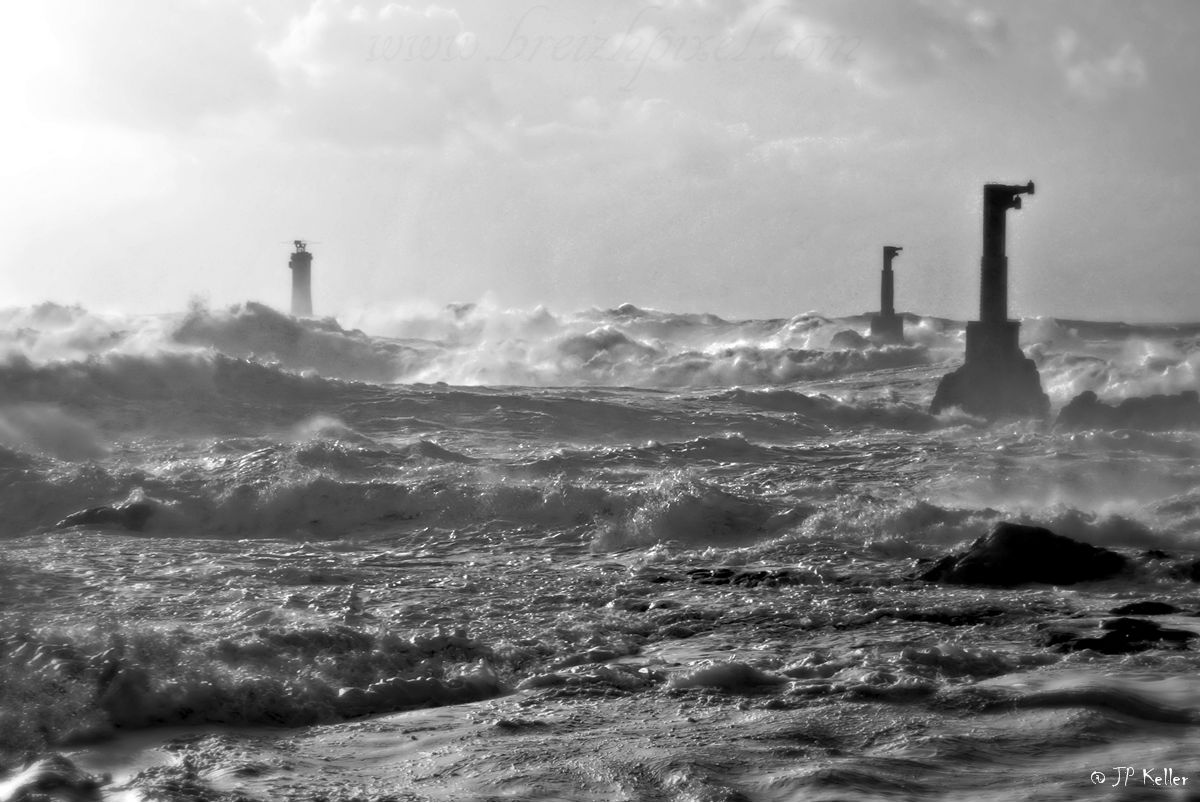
[5,302,1200,405]
[1024,316,1200,405]
[0,300,938,391]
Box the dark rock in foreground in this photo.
[920,522,1126,586]
[1057,390,1200,431]
[1040,616,1196,654]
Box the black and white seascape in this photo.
[4,3,1200,802]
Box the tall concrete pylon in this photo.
[930,182,1049,419]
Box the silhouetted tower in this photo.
[981,182,1033,321]
[967,182,1034,366]
[931,181,1048,418]
[869,245,904,343]
[289,240,313,317]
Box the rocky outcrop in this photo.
[830,329,870,350]
[920,522,1126,586]
[55,501,155,532]
[1056,390,1200,430]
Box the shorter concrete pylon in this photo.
[869,245,904,343]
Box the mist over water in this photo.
[5,299,1196,395]
[5,299,1200,800]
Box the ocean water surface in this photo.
[3,300,1200,800]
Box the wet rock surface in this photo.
[920,522,1126,586]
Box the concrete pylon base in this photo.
[930,320,1049,419]
[869,313,904,344]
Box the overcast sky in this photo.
[1,0,1197,322]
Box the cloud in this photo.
[1055,28,1147,101]
[748,0,1010,92]
[47,0,279,129]
[266,1,500,148]
[36,0,501,149]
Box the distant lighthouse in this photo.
[289,240,313,317]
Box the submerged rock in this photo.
[1109,601,1180,616]
[335,668,503,718]
[1040,617,1196,654]
[920,522,1126,586]
[1057,390,1200,430]
[127,760,248,803]
[1170,559,1200,583]
[686,567,811,587]
[885,607,1006,627]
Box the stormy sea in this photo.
[4,299,1200,801]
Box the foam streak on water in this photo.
[3,301,1200,800]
